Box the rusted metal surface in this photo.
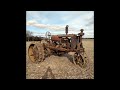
[51,35,61,41]
[28,25,89,68]
[45,45,84,52]
[58,34,76,38]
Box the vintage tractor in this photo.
[28,25,89,68]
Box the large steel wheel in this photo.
[73,52,88,68]
[28,43,45,63]
[28,44,36,62]
[78,52,88,68]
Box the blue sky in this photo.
[26,11,94,38]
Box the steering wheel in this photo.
[45,31,51,40]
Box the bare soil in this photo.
[26,39,94,79]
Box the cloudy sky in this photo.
[26,11,94,38]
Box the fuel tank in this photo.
[51,35,61,41]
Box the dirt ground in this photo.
[26,39,94,79]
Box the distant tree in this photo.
[26,30,33,41]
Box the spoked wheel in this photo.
[28,43,45,63]
[73,52,88,68]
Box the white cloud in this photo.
[32,32,45,37]
[27,20,65,31]
[26,20,37,25]
[26,11,94,38]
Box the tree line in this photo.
[26,30,94,41]
[26,30,42,41]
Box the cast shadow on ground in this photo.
[52,52,74,64]
[63,53,74,64]
[42,66,55,79]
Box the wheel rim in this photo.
[28,43,45,63]
[73,52,88,68]
[33,45,39,62]
[78,52,88,68]
[28,44,36,62]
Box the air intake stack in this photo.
[65,25,69,35]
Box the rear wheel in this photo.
[28,44,36,62]
[28,43,45,63]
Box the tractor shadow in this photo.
[63,53,75,64]
[47,51,75,65]
[42,66,55,79]
[52,52,74,64]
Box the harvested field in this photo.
[26,39,94,79]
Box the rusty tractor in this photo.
[28,25,89,68]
